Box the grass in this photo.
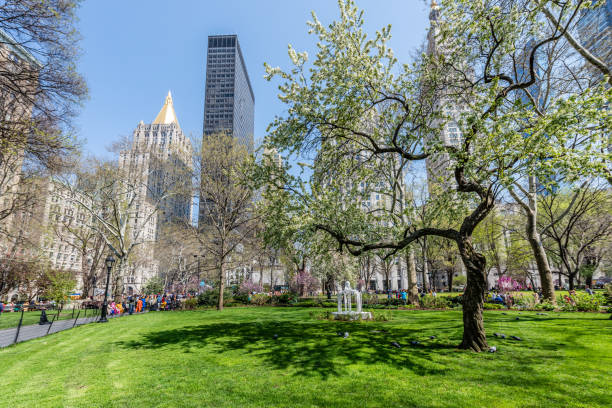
[0,308,610,408]
[0,309,84,330]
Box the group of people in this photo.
[383,289,438,304]
[104,293,188,316]
[0,299,56,314]
[108,295,148,316]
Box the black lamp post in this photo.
[99,254,115,323]
[194,254,202,294]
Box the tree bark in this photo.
[457,238,489,352]
[526,215,556,302]
[406,248,419,304]
[217,262,225,311]
[80,251,91,299]
[421,243,428,293]
[568,272,576,291]
[511,179,556,303]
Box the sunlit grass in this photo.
[0,307,610,408]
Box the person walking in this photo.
[128,296,134,315]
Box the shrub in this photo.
[557,292,606,312]
[381,298,403,307]
[363,293,379,305]
[534,301,556,311]
[448,295,463,306]
[294,298,335,307]
[184,298,198,310]
[271,293,297,305]
[483,302,504,310]
[197,288,233,306]
[512,293,536,309]
[604,284,612,306]
[373,310,393,321]
[419,295,450,309]
[309,310,332,320]
[251,294,271,306]
[233,293,250,304]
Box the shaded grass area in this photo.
[0,308,610,408]
[0,309,80,330]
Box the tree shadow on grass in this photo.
[114,320,461,379]
[111,313,612,407]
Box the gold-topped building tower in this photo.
[118,92,194,293]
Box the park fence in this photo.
[0,307,137,349]
[0,297,186,349]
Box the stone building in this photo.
[0,28,42,255]
[117,91,193,294]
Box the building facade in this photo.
[119,91,193,231]
[0,28,41,254]
[202,34,255,153]
[424,1,467,192]
[118,92,193,293]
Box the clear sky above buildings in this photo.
[75,0,430,158]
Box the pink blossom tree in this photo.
[239,279,263,295]
[290,269,320,296]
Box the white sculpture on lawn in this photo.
[332,281,372,320]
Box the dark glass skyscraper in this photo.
[202,34,255,153]
[576,0,611,78]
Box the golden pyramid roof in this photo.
[153,91,180,126]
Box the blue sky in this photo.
[75,0,430,158]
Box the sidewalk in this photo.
[0,310,147,348]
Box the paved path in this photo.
[0,311,147,348]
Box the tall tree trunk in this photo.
[457,238,488,352]
[81,250,91,298]
[406,248,418,304]
[218,262,225,311]
[447,268,454,292]
[568,272,575,291]
[421,245,428,293]
[510,179,556,302]
[525,209,556,303]
[112,261,124,301]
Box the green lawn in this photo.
[0,308,610,408]
[0,308,85,330]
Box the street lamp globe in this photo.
[105,255,115,269]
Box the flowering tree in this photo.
[258,0,610,351]
[498,276,524,293]
[290,269,320,297]
[239,279,263,295]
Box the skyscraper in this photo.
[118,91,193,293]
[120,91,193,226]
[202,34,255,153]
[424,0,466,192]
[576,0,612,78]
